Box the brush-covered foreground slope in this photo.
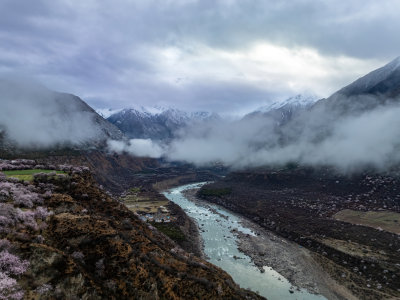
[198,168,400,300]
[0,161,263,299]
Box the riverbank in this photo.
[234,218,357,300]
[183,187,354,300]
[167,200,205,258]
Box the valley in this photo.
[197,168,400,300]
[0,159,262,299]
[1,48,400,299]
[163,182,328,300]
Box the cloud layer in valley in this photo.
[107,139,164,159]
[109,96,400,173]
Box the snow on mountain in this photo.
[96,108,124,119]
[107,106,219,140]
[256,94,319,113]
[242,94,320,126]
[334,56,400,97]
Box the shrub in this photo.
[35,283,52,295]
[0,251,29,276]
[95,258,105,277]
[0,250,28,299]
[71,251,84,262]
[151,223,186,241]
[0,204,18,232]
[0,272,24,300]
[16,210,38,231]
[13,194,34,208]
[0,240,11,251]
[34,207,52,220]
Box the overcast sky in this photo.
[0,0,399,114]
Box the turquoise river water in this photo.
[163,182,327,300]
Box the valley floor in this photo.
[197,168,400,299]
[183,187,355,300]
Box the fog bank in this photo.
[0,78,103,149]
[108,95,400,173]
[107,139,164,158]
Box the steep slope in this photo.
[0,160,263,299]
[0,79,123,152]
[107,107,219,140]
[107,108,172,140]
[273,57,400,154]
[244,94,319,126]
[334,56,400,98]
[320,56,400,114]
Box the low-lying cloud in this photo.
[108,96,400,173]
[107,139,164,158]
[0,77,102,148]
[170,102,400,172]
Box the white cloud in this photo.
[108,139,164,158]
[150,42,384,98]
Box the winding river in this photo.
[163,182,326,300]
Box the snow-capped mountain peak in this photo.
[96,108,124,119]
[106,105,219,140]
[257,94,319,113]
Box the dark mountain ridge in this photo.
[107,107,219,140]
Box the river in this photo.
[163,182,327,300]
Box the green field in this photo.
[2,169,65,181]
[334,209,400,234]
[199,187,232,197]
[151,223,186,241]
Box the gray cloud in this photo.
[0,1,399,112]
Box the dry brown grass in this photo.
[334,209,400,234]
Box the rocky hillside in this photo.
[0,160,263,299]
[107,107,219,140]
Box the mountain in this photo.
[277,57,400,153]
[244,94,319,125]
[107,106,219,140]
[321,56,400,114]
[0,79,123,152]
[334,56,400,98]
